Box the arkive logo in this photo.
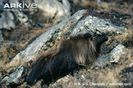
[3,2,38,10]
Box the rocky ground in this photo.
[0,0,133,88]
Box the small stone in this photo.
[110,44,126,63]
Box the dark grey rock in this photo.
[0,11,15,30]
[2,66,26,85]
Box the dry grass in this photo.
[107,29,133,48]
[113,29,133,42]
[0,25,46,71]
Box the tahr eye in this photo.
[84,33,92,39]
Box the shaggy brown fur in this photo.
[26,32,108,85]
